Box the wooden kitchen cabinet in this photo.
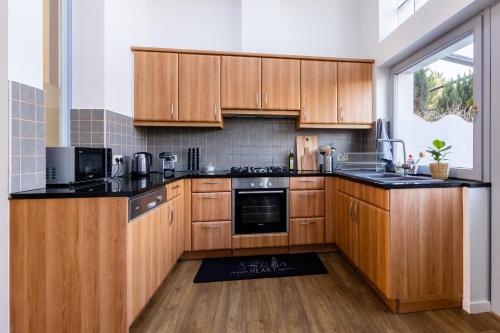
[192,221,232,251]
[127,204,169,326]
[134,51,178,122]
[179,54,222,124]
[221,56,261,110]
[338,62,373,124]
[192,192,231,222]
[289,190,325,218]
[261,58,300,111]
[333,177,463,313]
[300,60,338,125]
[290,217,325,245]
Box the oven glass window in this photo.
[234,190,287,234]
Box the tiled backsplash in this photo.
[70,109,147,155]
[146,118,368,172]
[69,110,375,173]
[9,81,46,192]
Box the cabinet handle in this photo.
[299,179,317,183]
[171,103,174,119]
[299,221,316,225]
[296,193,315,196]
[339,107,344,122]
[172,185,181,189]
[214,104,218,120]
[202,181,221,185]
[202,196,220,199]
[304,107,307,120]
[170,205,174,225]
[264,93,268,106]
[256,92,259,107]
[355,203,359,223]
[203,225,222,229]
[349,200,354,222]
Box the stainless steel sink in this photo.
[338,171,444,184]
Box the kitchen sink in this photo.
[338,171,445,184]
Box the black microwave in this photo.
[46,147,112,185]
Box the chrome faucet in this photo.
[378,139,411,175]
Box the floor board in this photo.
[130,253,500,333]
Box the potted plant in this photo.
[426,139,452,180]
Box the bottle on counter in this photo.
[288,149,295,171]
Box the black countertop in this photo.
[9,170,490,200]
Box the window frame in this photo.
[389,12,491,181]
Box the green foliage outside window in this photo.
[414,68,474,122]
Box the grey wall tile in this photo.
[20,120,36,138]
[20,102,35,121]
[11,81,20,101]
[20,84,35,104]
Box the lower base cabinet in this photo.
[192,221,232,251]
[289,218,325,245]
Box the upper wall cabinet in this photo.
[132,47,374,129]
[134,51,178,122]
[179,54,222,124]
[300,60,338,126]
[337,62,373,125]
[261,58,301,111]
[221,56,261,110]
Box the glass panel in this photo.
[398,0,415,25]
[396,35,475,169]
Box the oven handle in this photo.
[237,190,285,194]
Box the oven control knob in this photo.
[250,183,255,187]
[260,182,264,187]
[268,182,272,187]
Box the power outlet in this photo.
[172,155,178,162]
[112,155,124,165]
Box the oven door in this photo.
[74,147,109,183]
[233,189,288,235]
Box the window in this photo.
[398,0,429,25]
[391,15,488,181]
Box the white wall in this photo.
[71,0,105,109]
[8,0,43,89]
[1,0,10,330]
[490,0,500,316]
[103,0,149,117]
[240,0,365,58]
[72,0,377,117]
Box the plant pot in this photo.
[429,163,450,180]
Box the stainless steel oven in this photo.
[232,177,289,235]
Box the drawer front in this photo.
[289,190,325,218]
[192,178,231,193]
[166,180,183,201]
[290,218,325,245]
[192,221,232,251]
[290,177,325,190]
[336,178,389,211]
[192,192,231,222]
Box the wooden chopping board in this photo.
[296,136,318,171]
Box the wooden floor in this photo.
[130,253,500,333]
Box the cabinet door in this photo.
[127,205,168,325]
[290,217,325,245]
[192,221,232,251]
[261,58,300,110]
[191,192,231,222]
[134,51,178,122]
[336,192,358,263]
[300,60,338,124]
[338,62,373,124]
[289,190,325,218]
[356,200,390,296]
[179,54,221,123]
[221,56,261,109]
[171,195,185,260]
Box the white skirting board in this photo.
[463,299,492,314]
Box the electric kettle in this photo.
[131,152,153,177]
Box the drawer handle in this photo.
[202,196,220,199]
[172,185,181,189]
[296,193,315,196]
[202,225,222,229]
[299,180,317,183]
[147,201,157,209]
[202,181,221,185]
[299,221,317,225]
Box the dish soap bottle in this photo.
[288,149,295,171]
